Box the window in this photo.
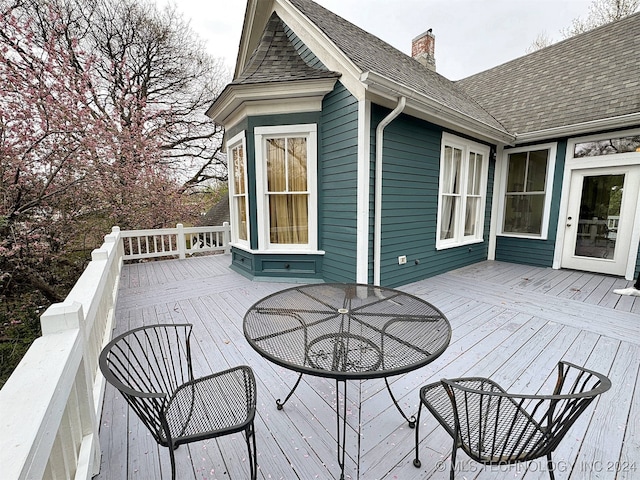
[227,132,249,246]
[437,133,490,249]
[500,145,556,239]
[574,134,640,158]
[255,124,317,251]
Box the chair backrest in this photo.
[442,361,611,464]
[99,324,194,445]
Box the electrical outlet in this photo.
[398,255,407,265]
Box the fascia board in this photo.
[235,0,275,79]
[274,0,366,100]
[361,71,515,146]
[514,112,640,144]
[206,78,339,125]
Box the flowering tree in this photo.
[1,0,227,384]
[1,0,222,301]
[1,6,102,299]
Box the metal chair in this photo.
[99,324,257,479]
[413,361,611,479]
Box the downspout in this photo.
[374,96,406,286]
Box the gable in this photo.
[206,11,340,127]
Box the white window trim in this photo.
[227,131,250,248]
[254,124,318,252]
[436,133,490,250]
[497,142,557,240]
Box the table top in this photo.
[243,283,451,380]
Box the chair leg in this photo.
[547,453,555,480]
[168,441,177,480]
[246,421,257,480]
[413,402,423,468]
[449,439,457,480]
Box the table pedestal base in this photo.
[276,375,416,479]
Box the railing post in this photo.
[223,221,231,254]
[40,301,85,335]
[176,223,186,259]
[38,301,101,477]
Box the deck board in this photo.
[94,257,640,480]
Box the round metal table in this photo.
[243,283,451,479]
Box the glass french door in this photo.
[562,167,638,276]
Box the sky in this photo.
[164,0,595,81]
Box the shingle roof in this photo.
[288,0,508,134]
[199,196,229,227]
[457,12,640,135]
[234,12,340,85]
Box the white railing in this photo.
[121,222,230,260]
[0,223,231,479]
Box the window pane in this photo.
[527,150,548,192]
[233,146,245,194]
[236,197,247,241]
[269,194,308,244]
[503,194,544,235]
[574,174,624,258]
[506,152,527,192]
[467,153,482,195]
[288,137,307,192]
[574,135,640,157]
[267,138,286,192]
[465,197,480,236]
[440,195,457,240]
[443,147,461,194]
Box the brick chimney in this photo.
[412,29,436,71]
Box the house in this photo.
[206,0,640,287]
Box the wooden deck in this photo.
[95,256,640,480]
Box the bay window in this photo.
[437,133,490,249]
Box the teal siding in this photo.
[319,83,359,282]
[371,106,494,288]
[495,140,568,267]
[230,247,323,281]
[283,25,327,70]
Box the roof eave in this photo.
[205,77,339,125]
[360,71,516,146]
[514,112,640,144]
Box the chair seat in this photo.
[420,379,548,462]
[165,365,256,445]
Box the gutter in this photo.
[513,112,640,144]
[374,96,406,286]
[361,71,515,145]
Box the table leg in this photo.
[276,373,303,410]
[384,377,416,428]
[335,379,347,480]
